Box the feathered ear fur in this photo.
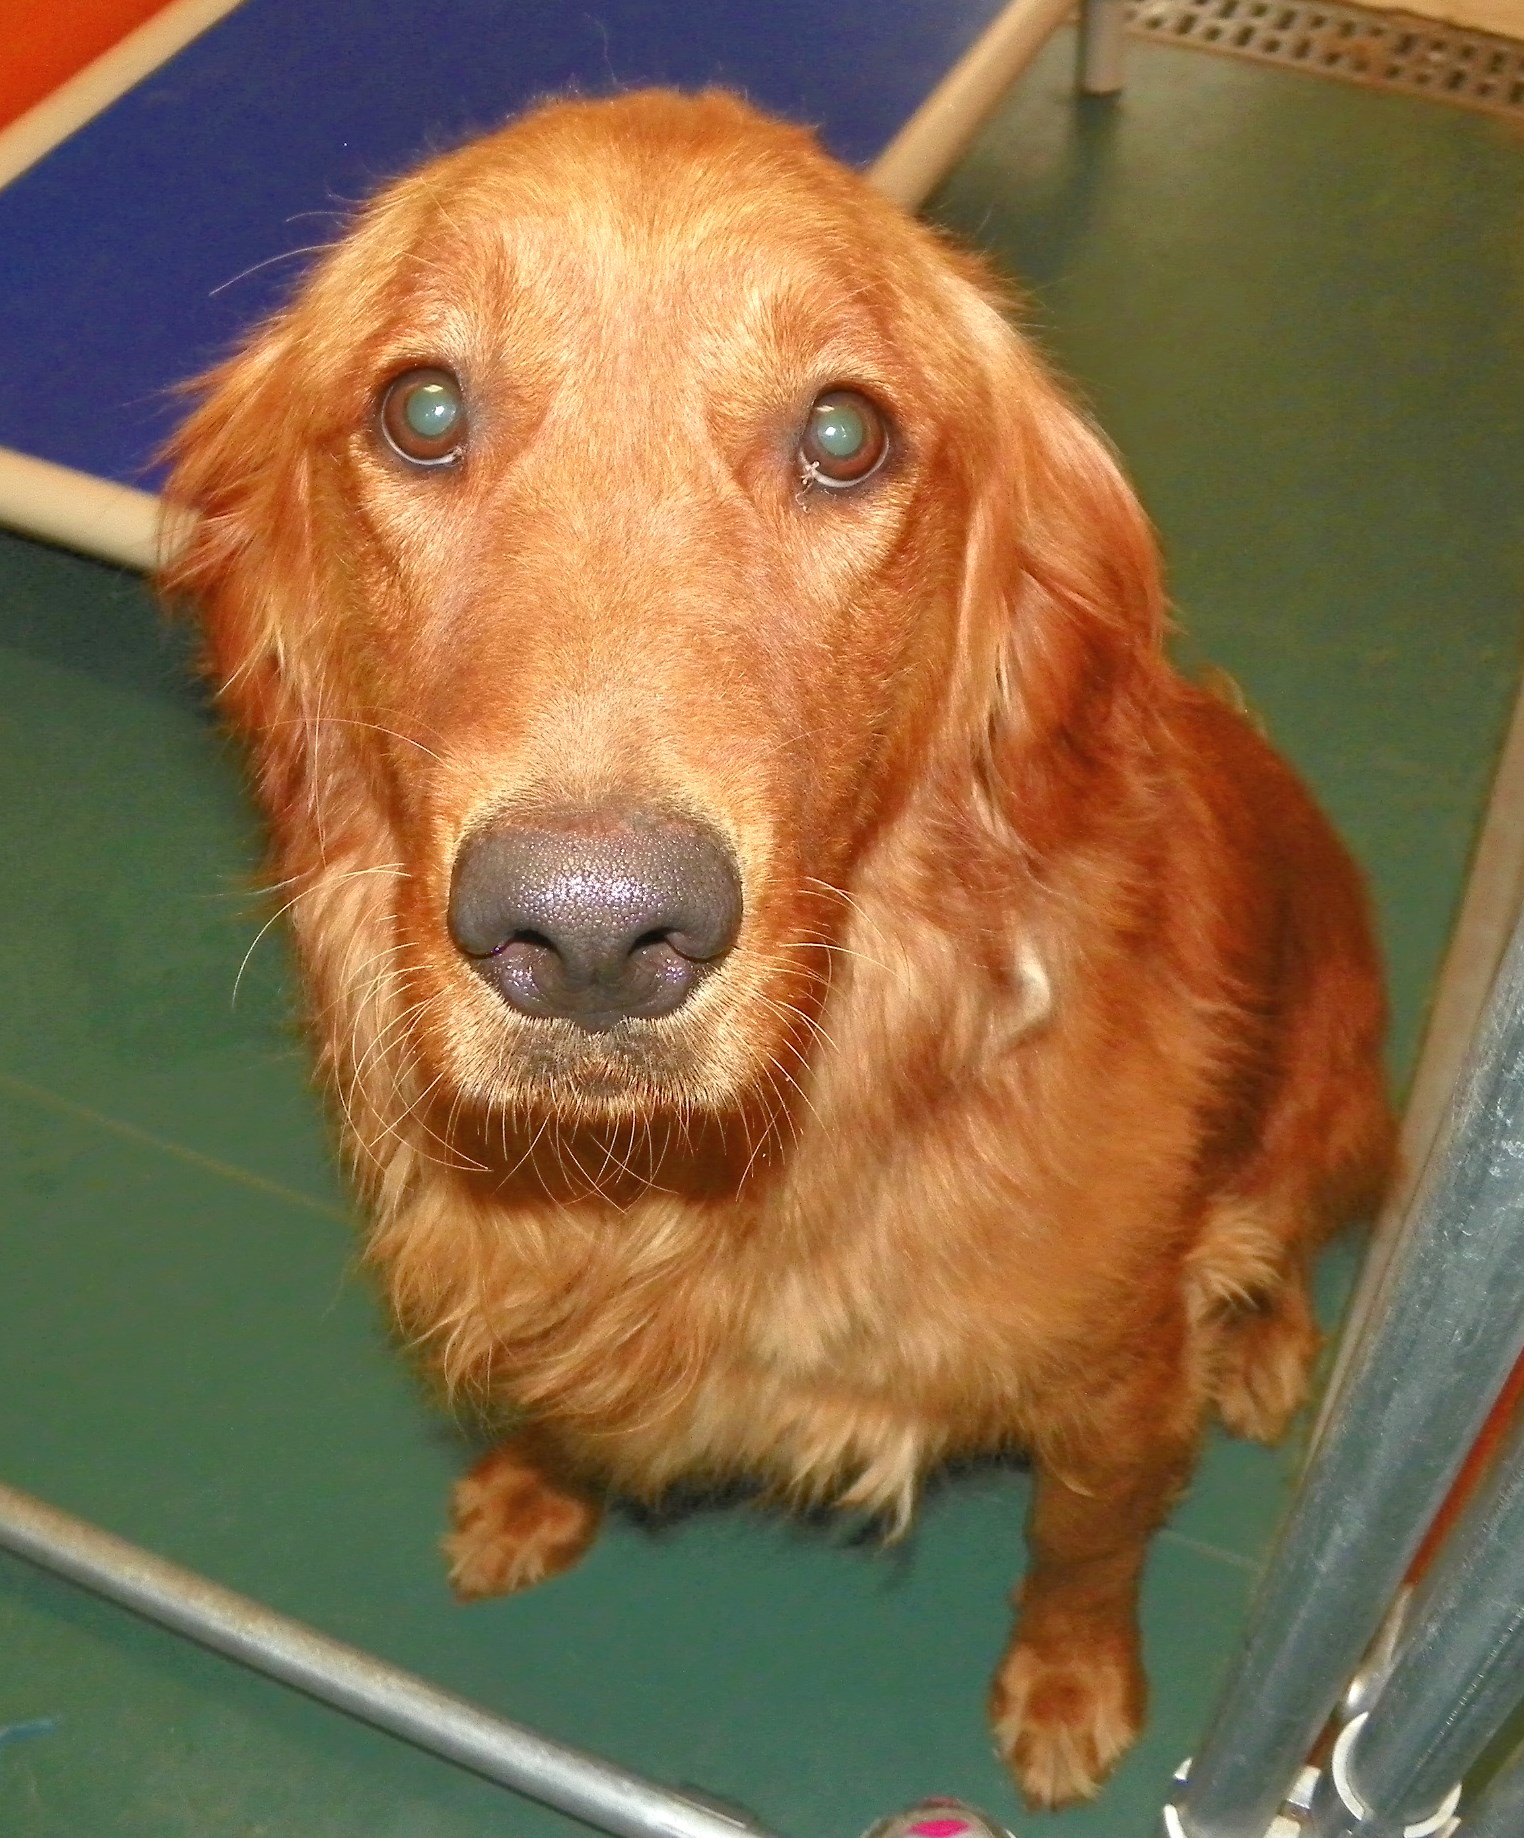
[156,169,439,821]
[942,273,1169,849]
[159,320,318,767]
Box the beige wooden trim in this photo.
[0,0,248,193]
[0,446,171,572]
[1379,0,1524,35]
[869,0,1077,208]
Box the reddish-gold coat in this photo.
[163,91,1393,1807]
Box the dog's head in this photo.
[164,90,1164,1134]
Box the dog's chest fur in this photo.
[377,1021,1181,1522]
[358,869,1212,1519]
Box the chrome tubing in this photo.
[1301,1406,1524,1837]
[0,1480,776,1838]
[1453,1742,1524,1838]
[1176,910,1524,1838]
[1078,0,1127,91]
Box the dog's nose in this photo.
[448,812,743,1031]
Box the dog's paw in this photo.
[1213,1306,1319,1444]
[444,1443,602,1599]
[989,1638,1142,1809]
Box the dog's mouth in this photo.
[408,907,826,1143]
[398,998,802,1201]
[495,1001,729,1100]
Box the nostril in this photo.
[485,928,556,960]
[448,811,742,1031]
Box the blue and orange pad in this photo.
[0,0,1013,493]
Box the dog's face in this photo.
[167,91,1161,1130]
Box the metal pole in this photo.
[1454,1742,1524,1838]
[1174,909,1524,1838]
[0,1480,778,1838]
[1300,1406,1524,1837]
[1078,0,1127,93]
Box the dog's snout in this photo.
[448,812,743,1031]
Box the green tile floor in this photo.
[3,28,1523,1837]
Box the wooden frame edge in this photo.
[867,0,1078,207]
[0,446,170,573]
[0,0,249,193]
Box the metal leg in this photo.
[1078,0,1127,94]
[1172,906,1524,1838]
[1317,674,1524,1447]
[1455,1743,1524,1838]
[1299,1403,1524,1836]
[0,1481,775,1838]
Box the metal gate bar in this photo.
[1300,1404,1524,1835]
[1080,0,1129,91]
[0,1481,777,1838]
[1455,1743,1524,1838]
[1173,909,1524,1838]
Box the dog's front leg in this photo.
[444,1424,603,1599]
[990,1415,1196,1808]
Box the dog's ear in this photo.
[157,173,431,814]
[158,316,325,817]
[943,277,1168,844]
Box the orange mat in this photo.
[1,0,175,133]
[1409,1346,1524,1579]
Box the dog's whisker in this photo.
[313,941,414,1024]
[340,989,429,1117]
[230,862,406,1007]
[208,242,338,297]
[386,1065,490,1174]
[495,1108,554,1190]
[262,715,446,762]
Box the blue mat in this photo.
[1,0,1010,489]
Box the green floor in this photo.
[3,30,1523,1838]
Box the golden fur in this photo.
[162,90,1393,1806]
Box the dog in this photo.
[161,89,1393,1807]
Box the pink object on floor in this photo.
[861,1798,1013,1838]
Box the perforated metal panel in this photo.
[1128,0,1524,119]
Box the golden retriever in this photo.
[161,89,1392,1807]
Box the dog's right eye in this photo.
[378,368,469,467]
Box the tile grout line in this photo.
[0,1068,349,1222]
[1159,1526,1265,1576]
[0,1068,1281,1579]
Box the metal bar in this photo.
[1078,0,1127,93]
[0,1480,778,1838]
[1301,1406,1524,1837]
[1175,909,1524,1838]
[1315,678,1524,1447]
[1454,1742,1524,1838]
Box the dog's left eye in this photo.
[378,367,468,467]
[799,389,889,489]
